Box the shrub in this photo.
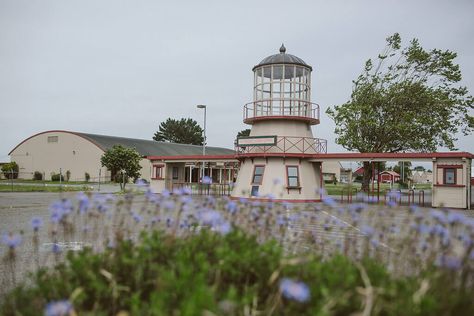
[51,173,64,182]
[1,161,19,179]
[84,172,90,182]
[65,170,71,182]
[2,229,473,315]
[33,171,43,181]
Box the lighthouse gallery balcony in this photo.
[243,99,320,125]
[235,135,327,157]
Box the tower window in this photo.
[251,165,265,185]
[286,166,300,187]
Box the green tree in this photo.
[236,129,251,139]
[100,145,142,190]
[1,162,19,179]
[327,33,473,190]
[153,118,204,145]
[413,165,426,171]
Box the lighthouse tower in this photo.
[232,45,327,202]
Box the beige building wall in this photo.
[10,131,109,181]
[432,158,470,209]
[140,159,152,182]
[322,160,342,181]
[232,157,322,201]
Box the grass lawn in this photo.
[0,179,109,185]
[0,184,92,192]
[324,182,432,195]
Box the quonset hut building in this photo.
[9,130,238,192]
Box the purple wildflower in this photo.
[132,212,142,223]
[76,192,89,213]
[135,178,147,187]
[216,221,232,235]
[439,255,462,270]
[199,210,221,226]
[52,243,62,254]
[277,215,286,226]
[279,278,310,302]
[44,300,72,316]
[161,189,170,197]
[31,217,43,231]
[202,176,212,184]
[370,238,379,248]
[447,212,466,225]
[162,200,175,211]
[322,196,336,207]
[226,201,238,214]
[2,233,22,249]
[361,225,375,237]
[430,210,447,223]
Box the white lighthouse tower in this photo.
[232,45,327,202]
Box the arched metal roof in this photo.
[253,44,312,71]
[8,130,234,157]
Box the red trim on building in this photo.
[433,184,465,187]
[244,115,320,125]
[310,152,474,159]
[436,164,463,169]
[147,155,236,160]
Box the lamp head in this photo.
[197,104,206,109]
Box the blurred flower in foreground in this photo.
[31,217,43,232]
[202,176,212,184]
[279,278,310,302]
[44,299,73,316]
[2,233,22,249]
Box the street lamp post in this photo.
[197,105,207,182]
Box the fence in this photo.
[0,171,112,191]
[166,181,233,196]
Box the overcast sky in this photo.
[1,0,473,164]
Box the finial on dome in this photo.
[279,43,286,54]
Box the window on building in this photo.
[286,166,300,187]
[444,168,456,185]
[252,166,265,184]
[172,167,179,180]
[47,136,58,143]
[152,165,164,179]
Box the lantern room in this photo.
[244,44,320,125]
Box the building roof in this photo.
[9,130,235,157]
[379,171,400,177]
[253,44,312,71]
[77,132,234,157]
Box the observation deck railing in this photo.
[235,136,327,156]
[243,99,320,124]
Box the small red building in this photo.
[378,171,400,184]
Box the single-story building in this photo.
[412,170,433,184]
[8,130,238,192]
[378,171,400,185]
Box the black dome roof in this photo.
[253,44,312,71]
